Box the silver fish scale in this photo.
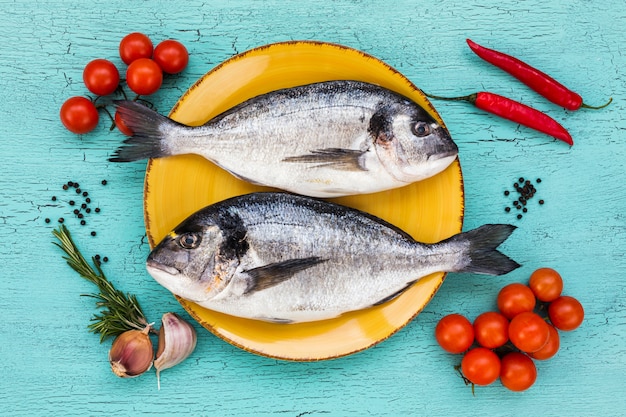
[177,82,376,157]
[161,81,454,197]
[201,193,452,321]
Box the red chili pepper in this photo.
[425,91,573,145]
[467,39,611,111]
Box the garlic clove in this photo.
[154,312,197,389]
[108,325,154,378]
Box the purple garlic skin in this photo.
[109,326,154,378]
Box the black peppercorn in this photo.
[69,200,75,206]
[503,175,544,220]
[101,180,107,185]
[51,196,57,201]
[103,257,109,263]
[83,191,88,197]
[85,198,91,203]
[58,218,64,223]
[95,208,101,213]
[80,220,86,225]
[45,218,50,223]
[91,231,96,236]
[62,184,68,190]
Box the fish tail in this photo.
[109,101,181,162]
[452,224,520,275]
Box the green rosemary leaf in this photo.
[53,225,150,341]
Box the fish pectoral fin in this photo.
[243,257,327,294]
[282,148,368,171]
[371,281,417,307]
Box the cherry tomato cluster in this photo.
[435,267,584,392]
[59,32,189,135]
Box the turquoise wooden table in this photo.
[2,1,625,415]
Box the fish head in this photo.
[146,214,237,304]
[370,101,458,183]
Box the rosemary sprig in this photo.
[52,225,152,342]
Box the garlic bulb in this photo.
[154,312,197,389]
[108,325,154,378]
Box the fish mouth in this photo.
[428,149,458,161]
[146,259,180,276]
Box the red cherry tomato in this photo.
[548,296,584,331]
[435,314,474,354]
[473,311,509,349]
[60,96,99,134]
[509,311,550,353]
[461,347,501,386]
[114,109,133,136]
[83,59,120,96]
[529,268,563,302]
[497,283,536,319]
[153,39,189,74]
[500,352,537,392]
[529,324,560,360]
[119,32,153,65]
[126,58,163,96]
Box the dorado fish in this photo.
[146,192,519,323]
[110,80,458,198]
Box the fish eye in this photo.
[412,121,431,137]
[178,232,201,249]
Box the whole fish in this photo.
[146,192,519,323]
[110,80,458,198]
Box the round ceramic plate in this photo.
[144,41,464,361]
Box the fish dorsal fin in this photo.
[282,148,367,171]
[243,257,327,294]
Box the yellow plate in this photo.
[144,41,464,361]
